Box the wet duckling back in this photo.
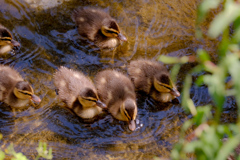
[72,7,127,49]
[128,59,180,102]
[95,69,137,131]
[53,66,106,119]
[0,24,20,54]
[0,65,41,108]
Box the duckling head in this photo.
[153,72,180,99]
[0,27,20,54]
[78,88,106,109]
[101,19,127,42]
[120,98,137,131]
[13,81,41,103]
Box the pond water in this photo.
[0,0,237,159]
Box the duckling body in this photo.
[72,7,127,49]
[53,66,106,119]
[0,24,20,54]
[95,69,137,131]
[128,59,180,102]
[0,65,41,108]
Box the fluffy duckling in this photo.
[72,7,127,49]
[128,59,180,102]
[0,65,41,108]
[53,66,106,119]
[95,69,137,131]
[0,24,20,54]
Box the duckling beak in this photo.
[128,120,136,131]
[11,39,20,47]
[96,100,106,109]
[117,33,127,42]
[170,88,180,97]
[31,94,41,103]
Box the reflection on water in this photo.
[0,0,235,159]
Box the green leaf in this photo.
[158,55,190,64]
[193,106,212,125]
[182,120,193,132]
[182,75,197,115]
[184,141,202,153]
[197,0,222,23]
[36,142,53,160]
[233,26,240,43]
[12,152,28,160]
[0,151,5,160]
[204,74,225,108]
[158,55,180,64]
[208,0,240,38]
[237,155,240,160]
[197,49,210,62]
[195,75,204,86]
[216,136,240,160]
[170,64,181,84]
[227,54,240,116]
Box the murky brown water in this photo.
[0,0,236,159]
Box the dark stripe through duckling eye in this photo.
[123,109,131,120]
[0,38,12,41]
[158,83,172,91]
[84,98,97,102]
[105,30,118,34]
[19,91,32,96]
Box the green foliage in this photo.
[6,143,28,160]
[159,0,240,159]
[197,0,221,24]
[0,150,5,160]
[208,0,240,38]
[0,135,52,160]
[35,142,53,160]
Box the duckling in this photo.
[72,7,127,49]
[53,66,106,119]
[0,65,41,108]
[95,69,137,131]
[127,59,180,102]
[0,24,20,54]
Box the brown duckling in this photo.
[53,66,106,119]
[0,24,20,54]
[95,69,137,131]
[128,59,180,102]
[72,7,127,49]
[0,65,41,108]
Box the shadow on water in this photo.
[0,0,236,159]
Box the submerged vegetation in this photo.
[0,135,52,160]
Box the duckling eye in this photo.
[0,37,12,42]
[87,99,96,102]
[159,84,171,90]
[105,30,117,34]
[123,109,131,120]
[20,91,31,96]
[83,97,97,102]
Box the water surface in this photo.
[0,0,235,159]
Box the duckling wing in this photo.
[72,7,112,41]
[128,59,168,93]
[53,66,96,107]
[0,65,23,100]
[95,70,135,108]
